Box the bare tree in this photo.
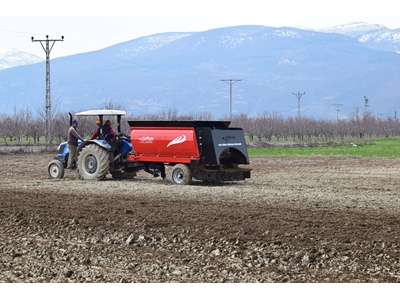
[10,106,31,144]
[260,112,272,141]
[36,98,63,144]
[267,111,283,141]
[160,107,180,121]
[100,99,126,111]
[51,112,70,143]
[318,119,335,141]
[27,117,44,144]
[388,117,400,137]
[0,113,12,144]
[254,111,282,142]
[363,111,375,140]
[243,115,257,141]
[286,117,297,142]
[334,119,347,140]
[253,116,264,142]
[193,111,214,121]
[273,115,285,141]
[349,108,361,138]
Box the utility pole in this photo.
[31,35,64,149]
[363,96,369,118]
[292,92,305,117]
[220,79,241,120]
[332,104,343,125]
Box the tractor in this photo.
[47,110,143,180]
[47,111,251,185]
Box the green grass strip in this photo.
[248,138,400,158]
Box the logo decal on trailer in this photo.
[167,135,187,147]
[139,136,154,143]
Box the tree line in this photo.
[231,110,400,143]
[1,104,400,146]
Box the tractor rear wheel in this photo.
[47,159,64,179]
[77,144,110,180]
[171,164,192,185]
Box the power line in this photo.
[31,35,64,149]
[0,28,45,37]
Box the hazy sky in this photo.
[1,0,399,58]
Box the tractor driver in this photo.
[90,119,117,141]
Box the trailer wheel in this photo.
[77,144,110,180]
[171,164,192,185]
[47,159,64,179]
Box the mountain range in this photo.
[0,22,399,120]
[0,48,43,70]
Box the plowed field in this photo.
[1,153,400,282]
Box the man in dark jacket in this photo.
[67,119,84,169]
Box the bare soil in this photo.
[1,153,400,282]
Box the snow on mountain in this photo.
[320,22,386,36]
[109,32,194,57]
[359,30,400,43]
[320,22,400,53]
[0,48,44,70]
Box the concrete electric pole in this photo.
[220,79,241,120]
[31,35,64,149]
[332,104,343,125]
[364,96,369,118]
[292,92,305,118]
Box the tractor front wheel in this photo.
[171,164,192,185]
[77,144,110,180]
[47,159,64,179]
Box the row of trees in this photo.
[232,110,400,142]
[1,104,400,146]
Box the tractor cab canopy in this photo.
[75,110,127,139]
[75,110,126,117]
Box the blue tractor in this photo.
[47,110,142,180]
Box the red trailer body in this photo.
[130,127,200,163]
[127,120,251,184]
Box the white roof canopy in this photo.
[75,110,126,116]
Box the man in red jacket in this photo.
[90,120,116,140]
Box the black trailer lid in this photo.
[127,120,231,129]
